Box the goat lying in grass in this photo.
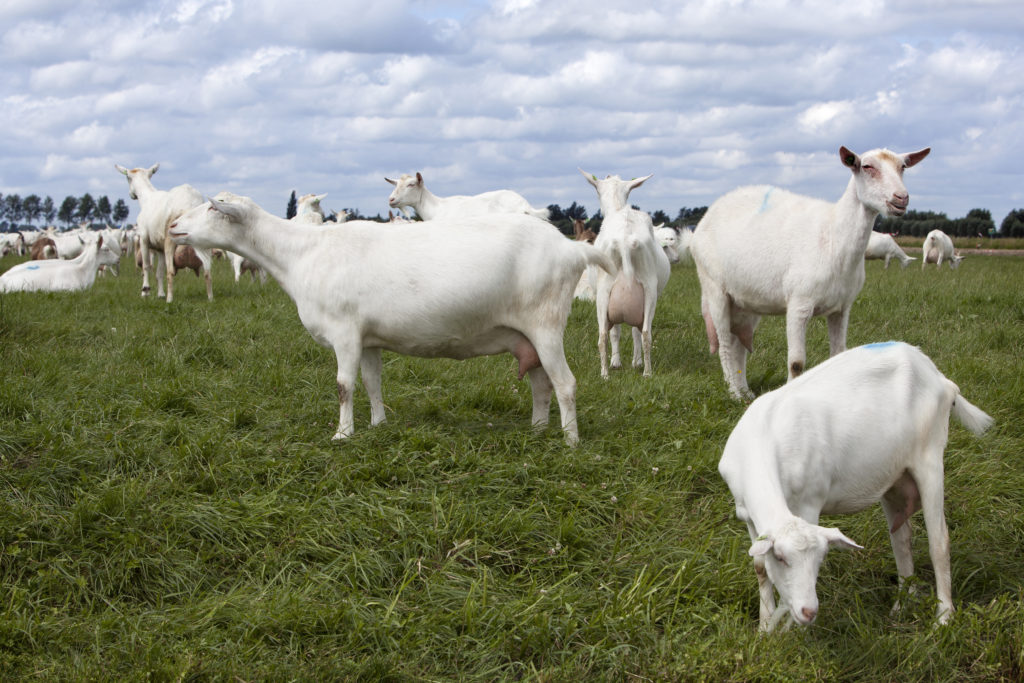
[0,236,121,293]
[719,341,993,631]
[170,192,613,445]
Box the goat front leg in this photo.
[826,308,850,357]
[332,342,362,441]
[360,347,386,427]
[784,302,813,379]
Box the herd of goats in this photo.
[0,145,996,631]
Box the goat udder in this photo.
[513,338,541,380]
[608,276,645,328]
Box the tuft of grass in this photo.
[0,251,1022,680]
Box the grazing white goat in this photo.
[1,233,26,257]
[654,224,694,265]
[115,163,213,302]
[169,192,613,445]
[579,169,670,378]
[922,229,963,269]
[292,193,327,225]
[865,231,915,268]
[0,236,121,293]
[719,341,993,632]
[385,172,549,221]
[691,145,931,400]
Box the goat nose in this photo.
[801,606,818,623]
[892,192,909,206]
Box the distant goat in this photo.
[579,169,670,378]
[385,172,549,221]
[865,231,915,268]
[922,229,963,269]
[0,237,121,293]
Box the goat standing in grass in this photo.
[691,145,930,400]
[719,341,993,631]
[115,163,213,303]
[169,192,612,445]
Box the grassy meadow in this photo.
[0,249,1022,681]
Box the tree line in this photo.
[0,192,130,232]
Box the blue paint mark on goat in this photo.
[861,341,901,351]
[758,188,774,214]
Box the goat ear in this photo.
[578,168,599,188]
[209,196,244,222]
[749,536,773,557]
[904,148,931,168]
[115,164,129,175]
[839,146,860,170]
[415,172,423,185]
[148,163,160,176]
[629,173,653,191]
[822,527,862,550]
[385,177,397,186]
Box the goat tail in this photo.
[951,389,994,436]
[580,243,616,276]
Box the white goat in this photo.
[691,145,931,400]
[385,172,549,221]
[169,192,612,445]
[922,229,963,269]
[654,224,693,265]
[865,231,915,268]
[579,169,670,378]
[292,193,327,225]
[225,250,268,284]
[719,341,993,632]
[0,236,121,293]
[115,163,213,302]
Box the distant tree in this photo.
[286,191,297,219]
[22,194,42,226]
[77,193,96,225]
[651,209,670,226]
[58,196,78,228]
[1000,209,1024,238]
[674,206,707,227]
[96,196,113,225]
[546,204,565,223]
[4,194,23,228]
[564,202,588,221]
[113,199,130,226]
[42,196,56,226]
[876,209,953,238]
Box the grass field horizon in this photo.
[1,250,1022,680]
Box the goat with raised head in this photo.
[115,163,213,302]
[169,192,612,445]
[691,145,931,400]
[579,169,670,378]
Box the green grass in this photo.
[1,254,1022,681]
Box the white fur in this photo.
[579,169,670,378]
[922,229,963,269]
[0,237,121,293]
[292,193,327,225]
[719,341,993,631]
[168,192,613,445]
[655,224,693,265]
[865,231,915,268]
[115,163,213,302]
[385,172,549,221]
[691,145,931,400]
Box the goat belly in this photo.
[607,276,645,327]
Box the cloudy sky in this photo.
[1,0,1022,227]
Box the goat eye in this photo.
[774,553,788,566]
